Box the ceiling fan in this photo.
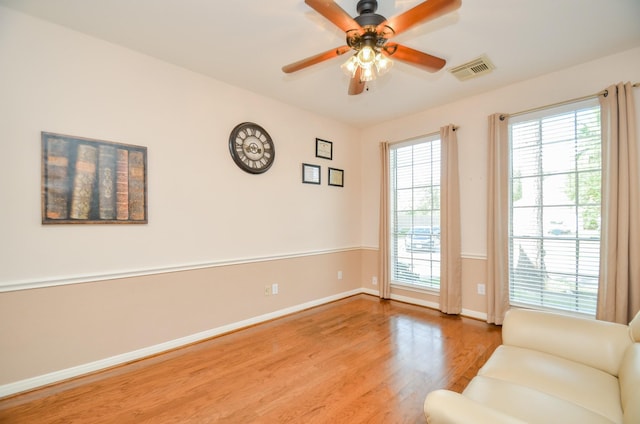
[282,0,462,95]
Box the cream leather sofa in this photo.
[424,308,640,424]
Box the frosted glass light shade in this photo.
[341,56,358,77]
[375,53,393,75]
[360,66,375,82]
[356,46,376,67]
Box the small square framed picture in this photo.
[315,138,333,160]
[302,163,321,184]
[328,167,344,187]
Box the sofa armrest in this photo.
[424,390,527,424]
[502,308,632,375]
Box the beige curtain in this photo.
[598,82,640,324]
[486,114,511,324]
[439,125,462,314]
[379,141,391,299]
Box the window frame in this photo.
[507,98,602,317]
[388,133,442,293]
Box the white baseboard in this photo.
[362,288,488,321]
[390,292,440,309]
[361,287,379,296]
[0,288,362,398]
[461,308,488,321]
[0,287,487,398]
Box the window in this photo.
[508,98,601,315]
[389,134,441,291]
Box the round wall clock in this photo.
[228,122,275,174]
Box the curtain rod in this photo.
[388,125,459,146]
[500,82,639,121]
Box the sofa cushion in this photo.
[619,344,640,424]
[477,345,622,422]
[502,308,631,376]
[463,376,617,424]
[424,390,529,424]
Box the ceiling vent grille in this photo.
[449,55,495,81]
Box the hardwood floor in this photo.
[0,294,502,424]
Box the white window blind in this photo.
[389,135,441,291]
[508,98,601,315]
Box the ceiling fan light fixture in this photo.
[342,47,393,83]
[374,52,393,75]
[360,65,375,82]
[341,55,359,77]
[356,45,376,67]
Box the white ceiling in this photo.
[2,0,640,127]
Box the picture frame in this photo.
[41,131,148,224]
[328,167,344,187]
[302,163,321,184]
[315,138,333,160]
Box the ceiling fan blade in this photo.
[383,43,446,72]
[305,0,363,34]
[348,67,365,95]
[282,45,352,73]
[377,0,461,38]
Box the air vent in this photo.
[449,55,495,81]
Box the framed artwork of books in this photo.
[302,163,321,184]
[328,167,344,187]
[41,132,148,224]
[315,138,333,160]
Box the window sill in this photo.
[391,281,440,296]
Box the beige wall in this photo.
[0,250,362,388]
[0,6,362,285]
[1,5,639,396]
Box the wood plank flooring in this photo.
[0,294,502,424]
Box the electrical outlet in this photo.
[372,276,378,285]
[337,271,343,280]
[272,283,279,295]
[477,283,486,295]
[264,285,271,296]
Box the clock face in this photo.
[228,122,275,174]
